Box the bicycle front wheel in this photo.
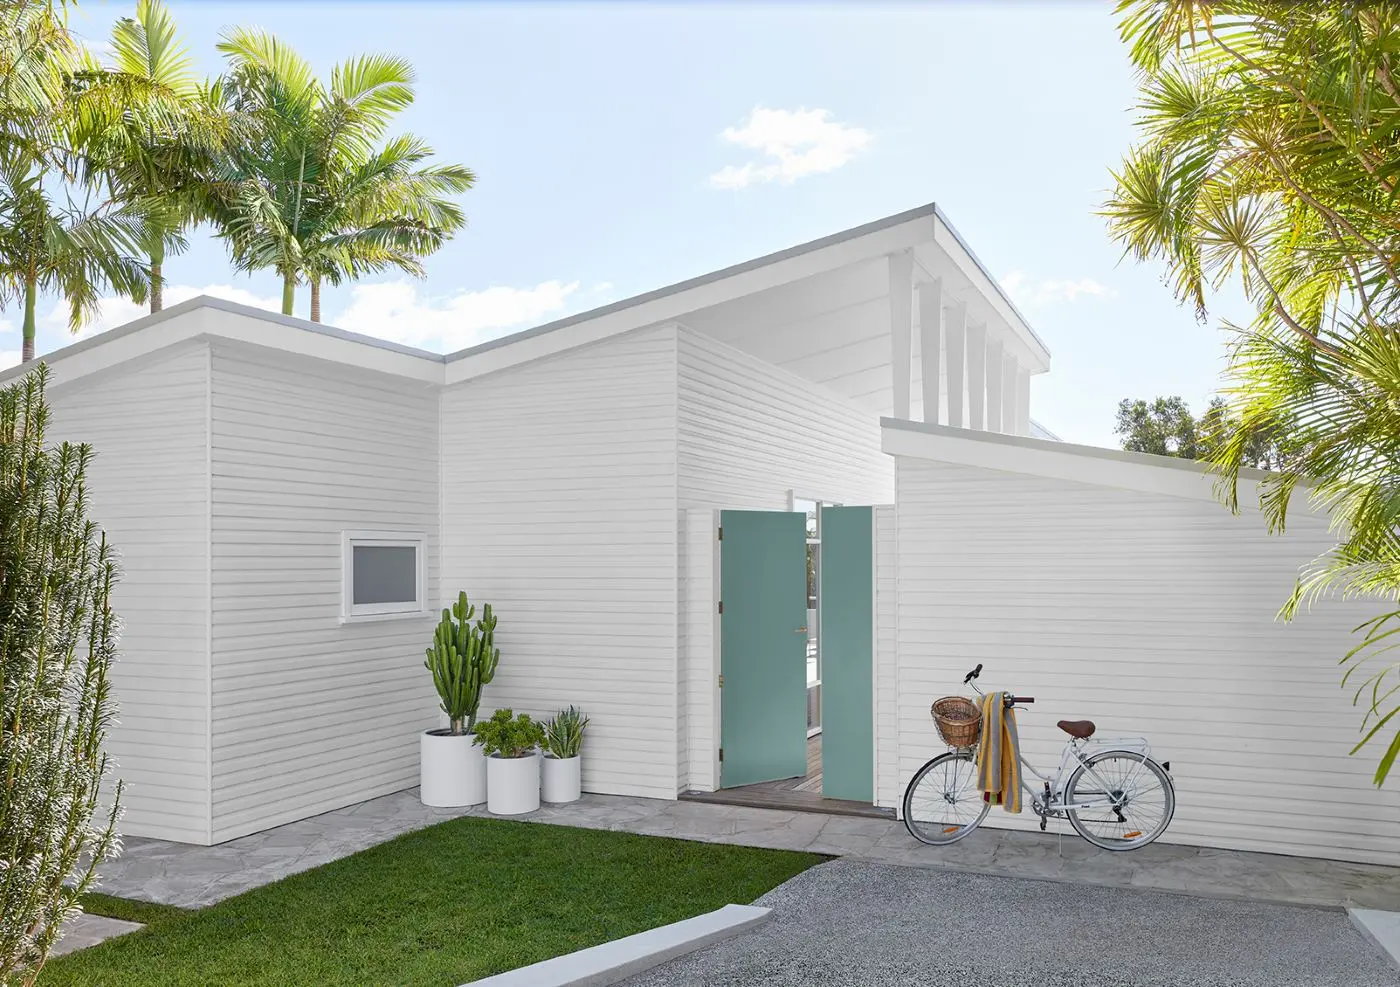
[1064,750,1175,851]
[902,751,990,846]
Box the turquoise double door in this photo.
[718,507,873,802]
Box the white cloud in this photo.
[709,107,872,189]
[25,278,609,358]
[39,284,283,340]
[332,279,598,352]
[1000,271,1116,309]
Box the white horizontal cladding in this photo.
[882,417,1267,504]
[892,456,1400,866]
[44,341,212,844]
[209,342,440,843]
[440,325,681,800]
[677,327,896,791]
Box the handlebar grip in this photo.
[1016,696,1035,704]
[964,663,983,684]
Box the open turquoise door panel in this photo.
[820,506,874,802]
[719,510,809,788]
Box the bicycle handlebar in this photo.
[964,664,983,684]
[1008,696,1035,705]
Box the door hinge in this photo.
[717,526,723,540]
[718,747,724,763]
[717,674,724,688]
[717,600,723,615]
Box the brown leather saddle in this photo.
[1057,719,1096,739]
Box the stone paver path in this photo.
[51,915,142,957]
[93,789,1400,911]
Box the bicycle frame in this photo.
[964,675,1155,819]
[1020,735,1153,817]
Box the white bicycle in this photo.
[902,664,1176,851]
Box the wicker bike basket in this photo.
[931,696,982,748]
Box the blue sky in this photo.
[4,1,1251,449]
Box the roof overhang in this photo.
[881,417,1278,506]
[3,202,1050,408]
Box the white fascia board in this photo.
[443,206,941,385]
[199,307,444,384]
[932,207,1051,373]
[880,416,1270,504]
[0,296,446,390]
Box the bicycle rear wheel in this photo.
[902,751,990,846]
[1064,750,1175,851]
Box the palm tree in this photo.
[0,156,149,362]
[80,0,221,313]
[1,0,150,361]
[1104,0,1400,782]
[210,29,474,321]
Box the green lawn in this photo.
[46,818,825,986]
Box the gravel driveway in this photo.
[623,859,1399,987]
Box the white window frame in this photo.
[341,530,427,623]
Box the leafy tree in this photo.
[1115,395,1285,468]
[0,366,123,983]
[1114,396,1199,458]
[209,29,474,321]
[1105,1,1400,782]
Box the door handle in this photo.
[794,626,808,633]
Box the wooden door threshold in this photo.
[680,787,893,820]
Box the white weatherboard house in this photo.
[6,202,1398,866]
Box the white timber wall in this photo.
[874,505,899,810]
[208,343,440,843]
[676,327,895,791]
[46,342,212,844]
[893,454,1400,866]
[441,326,681,800]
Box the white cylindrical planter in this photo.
[541,754,582,803]
[420,730,486,808]
[487,752,541,815]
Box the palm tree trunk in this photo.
[150,245,164,314]
[281,275,295,316]
[21,277,37,363]
[310,279,321,323]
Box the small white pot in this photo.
[541,754,582,803]
[486,751,541,815]
[420,730,486,808]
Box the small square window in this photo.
[342,531,425,621]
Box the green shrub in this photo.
[473,709,543,759]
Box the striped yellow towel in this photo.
[976,691,1023,814]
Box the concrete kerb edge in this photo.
[1350,909,1400,973]
[461,903,772,987]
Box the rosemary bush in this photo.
[0,366,123,985]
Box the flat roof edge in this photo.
[880,417,1272,484]
[0,295,446,386]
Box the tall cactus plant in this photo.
[425,591,500,735]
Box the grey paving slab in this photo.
[1353,909,1400,972]
[91,788,1400,913]
[621,859,1400,987]
[50,914,142,957]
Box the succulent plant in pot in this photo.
[420,592,500,808]
[473,708,545,815]
[542,706,589,804]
